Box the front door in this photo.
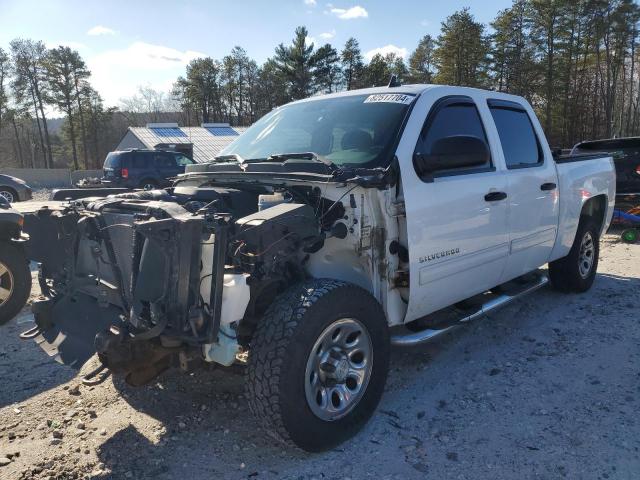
[401,96,510,322]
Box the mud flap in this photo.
[31,293,123,369]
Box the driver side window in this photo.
[175,155,193,166]
[415,97,492,180]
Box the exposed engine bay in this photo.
[21,183,355,385]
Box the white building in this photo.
[115,123,248,163]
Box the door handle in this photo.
[540,182,557,191]
[484,191,507,202]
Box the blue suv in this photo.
[102,149,195,189]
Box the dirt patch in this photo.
[0,233,638,479]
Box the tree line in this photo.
[1,0,639,170]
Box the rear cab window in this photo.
[104,153,122,169]
[488,99,543,169]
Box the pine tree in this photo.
[0,48,9,139]
[45,46,87,170]
[313,44,342,93]
[341,38,364,90]
[274,26,316,100]
[408,35,435,83]
[10,39,53,168]
[489,1,538,97]
[434,8,490,87]
[176,57,223,123]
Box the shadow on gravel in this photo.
[0,311,76,409]
[97,369,309,479]
[95,425,171,479]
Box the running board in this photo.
[391,275,549,347]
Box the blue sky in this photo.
[0,0,512,107]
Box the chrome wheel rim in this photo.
[578,231,595,279]
[0,262,14,306]
[143,184,154,191]
[304,318,373,421]
[0,191,14,203]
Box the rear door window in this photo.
[488,101,543,168]
[155,153,177,167]
[131,153,150,169]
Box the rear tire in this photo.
[139,179,158,190]
[0,242,31,325]
[0,188,17,204]
[246,279,389,452]
[549,217,600,293]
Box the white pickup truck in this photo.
[12,84,615,452]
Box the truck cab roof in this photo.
[289,84,528,106]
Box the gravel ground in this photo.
[31,189,53,202]
[0,231,638,480]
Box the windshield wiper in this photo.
[266,152,338,172]
[213,153,244,163]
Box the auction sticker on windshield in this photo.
[364,93,415,104]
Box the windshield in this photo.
[219,93,415,168]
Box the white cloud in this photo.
[305,36,316,47]
[304,0,317,5]
[91,42,205,69]
[420,19,430,27]
[87,42,206,106]
[319,30,336,40]
[365,44,408,61]
[87,25,117,36]
[329,5,368,19]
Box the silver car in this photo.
[0,174,32,203]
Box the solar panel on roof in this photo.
[151,127,187,138]
[206,127,239,136]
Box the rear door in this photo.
[486,99,559,281]
[402,95,510,321]
[154,152,181,183]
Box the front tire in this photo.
[0,242,31,325]
[549,217,600,293]
[246,279,389,452]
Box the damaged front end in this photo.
[21,187,322,385]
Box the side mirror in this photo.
[414,135,490,181]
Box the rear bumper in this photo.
[100,178,128,187]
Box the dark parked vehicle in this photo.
[572,137,640,194]
[0,197,31,325]
[102,149,195,190]
[0,174,33,203]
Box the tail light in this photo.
[121,168,129,178]
[635,165,640,176]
